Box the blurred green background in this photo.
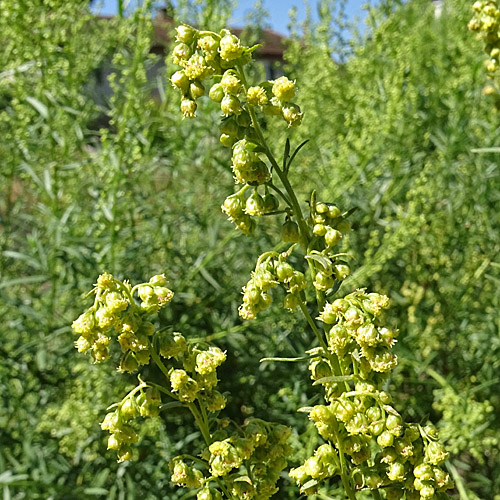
[1,0,499,498]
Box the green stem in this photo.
[331,418,357,500]
[298,300,329,353]
[148,342,171,381]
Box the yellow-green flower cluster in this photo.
[169,419,290,499]
[170,25,254,119]
[71,272,173,365]
[289,288,453,497]
[221,185,279,235]
[171,25,302,127]
[469,0,500,75]
[206,419,291,500]
[239,250,306,320]
[101,385,160,462]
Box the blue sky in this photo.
[93,0,369,35]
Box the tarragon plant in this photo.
[72,25,454,500]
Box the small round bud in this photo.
[334,263,350,280]
[282,103,303,126]
[387,461,406,481]
[171,71,189,93]
[314,271,334,291]
[219,32,243,61]
[209,83,224,102]
[263,193,279,213]
[220,134,236,148]
[313,223,327,236]
[377,430,394,448]
[198,35,219,59]
[320,302,337,324]
[284,293,299,311]
[328,205,341,218]
[176,24,197,44]
[221,71,242,95]
[172,43,192,62]
[221,94,242,116]
[245,190,266,216]
[149,274,167,286]
[181,98,197,118]
[325,228,342,247]
[281,220,300,243]
[190,80,205,99]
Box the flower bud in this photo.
[245,190,266,216]
[119,352,139,373]
[334,263,350,280]
[426,441,448,465]
[288,271,306,293]
[283,293,299,311]
[190,80,205,99]
[219,31,243,61]
[282,103,303,126]
[281,220,300,242]
[198,35,219,59]
[313,223,327,236]
[172,43,192,63]
[387,461,406,481]
[209,83,224,102]
[386,414,403,436]
[325,228,342,247]
[328,205,341,218]
[313,271,333,291]
[149,274,167,287]
[72,310,95,335]
[377,430,394,448]
[181,98,197,118]
[196,347,227,375]
[263,193,279,213]
[221,94,242,116]
[414,463,434,481]
[221,71,242,95]
[303,456,322,478]
[96,272,115,290]
[158,331,187,359]
[206,390,227,412]
[220,133,236,148]
[117,445,133,462]
[236,215,255,235]
[171,71,189,93]
[320,302,337,324]
[176,24,197,44]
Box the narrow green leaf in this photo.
[0,275,48,289]
[297,406,314,413]
[305,253,332,270]
[313,375,355,386]
[26,96,48,119]
[260,356,310,363]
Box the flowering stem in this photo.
[236,64,310,249]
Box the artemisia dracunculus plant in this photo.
[72,24,454,500]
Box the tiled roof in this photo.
[97,15,286,59]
